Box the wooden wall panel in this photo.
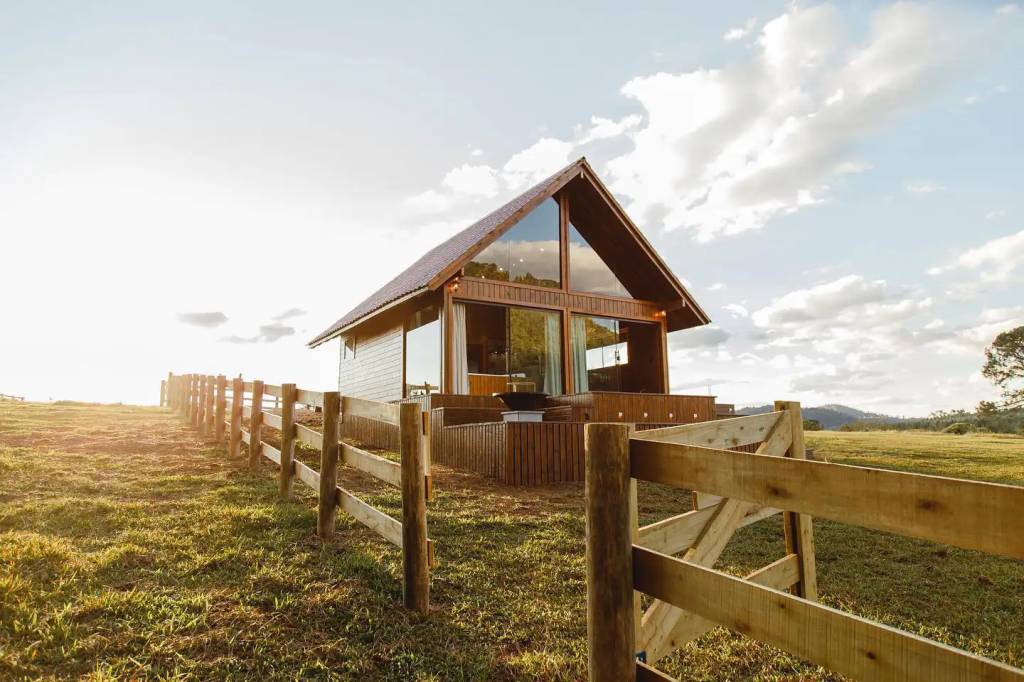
[455,279,662,322]
[338,323,403,402]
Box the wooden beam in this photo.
[215,375,227,442]
[342,395,400,425]
[204,375,215,437]
[646,554,801,658]
[262,411,283,430]
[229,377,243,458]
[777,400,817,600]
[262,442,281,465]
[639,413,792,662]
[399,402,429,614]
[318,391,340,539]
[295,388,323,408]
[295,459,319,489]
[632,412,783,449]
[295,423,323,450]
[637,503,780,557]
[629,440,1024,561]
[248,380,263,468]
[279,383,296,499]
[633,546,1024,682]
[584,422,636,682]
[338,486,403,548]
[342,441,401,487]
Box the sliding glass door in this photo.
[454,302,563,395]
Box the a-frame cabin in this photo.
[309,157,720,484]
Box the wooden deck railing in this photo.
[584,401,1024,682]
[164,372,431,614]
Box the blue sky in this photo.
[2,1,1022,414]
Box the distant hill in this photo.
[736,403,907,430]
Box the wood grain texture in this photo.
[229,378,243,458]
[342,442,401,487]
[633,546,1024,682]
[279,383,296,499]
[248,380,263,468]
[399,402,429,614]
[584,422,636,682]
[630,439,1024,560]
[318,392,340,539]
[633,412,782,448]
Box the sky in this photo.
[1,1,1022,416]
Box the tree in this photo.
[982,326,1024,408]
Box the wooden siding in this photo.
[549,392,716,424]
[338,323,403,402]
[455,278,663,322]
[340,415,400,452]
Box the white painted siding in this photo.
[338,324,403,401]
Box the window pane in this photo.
[509,307,563,394]
[404,304,441,397]
[465,198,560,288]
[568,222,630,297]
[464,302,508,395]
[572,315,628,391]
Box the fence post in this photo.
[776,400,818,601]
[191,375,200,426]
[279,383,296,499]
[201,376,210,432]
[229,377,243,458]
[585,422,635,682]
[249,380,264,468]
[193,375,203,428]
[215,375,227,442]
[400,402,429,614]
[318,391,340,538]
[160,378,167,407]
[204,375,215,437]
[422,410,433,501]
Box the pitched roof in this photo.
[308,156,710,347]
[308,159,585,347]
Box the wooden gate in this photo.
[584,401,1024,681]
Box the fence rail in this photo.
[164,371,431,613]
[584,400,1024,682]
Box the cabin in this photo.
[309,157,723,484]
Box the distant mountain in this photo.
[736,403,907,430]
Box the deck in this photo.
[341,392,725,485]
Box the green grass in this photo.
[0,404,1021,680]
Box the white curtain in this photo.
[571,316,589,393]
[451,303,470,394]
[543,313,563,395]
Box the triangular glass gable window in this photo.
[465,198,560,288]
[568,221,630,297]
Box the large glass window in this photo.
[570,315,662,393]
[568,222,630,297]
[465,198,561,288]
[458,302,563,395]
[404,303,441,397]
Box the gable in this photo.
[309,157,708,346]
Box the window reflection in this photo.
[465,198,560,288]
[568,222,630,297]
[459,302,563,395]
[404,303,441,397]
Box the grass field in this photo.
[1,402,1022,680]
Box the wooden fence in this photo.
[584,401,1024,682]
[164,372,431,614]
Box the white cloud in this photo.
[929,307,1024,355]
[470,148,484,157]
[963,94,978,105]
[669,324,730,350]
[574,115,642,145]
[906,180,944,194]
[405,188,454,213]
[409,3,982,241]
[502,138,575,190]
[927,229,1024,282]
[707,282,727,291]
[603,3,975,241]
[442,163,499,198]
[724,17,758,42]
[986,209,1006,221]
[996,4,1020,16]
[723,303,749,318]
[751,275,933,356]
